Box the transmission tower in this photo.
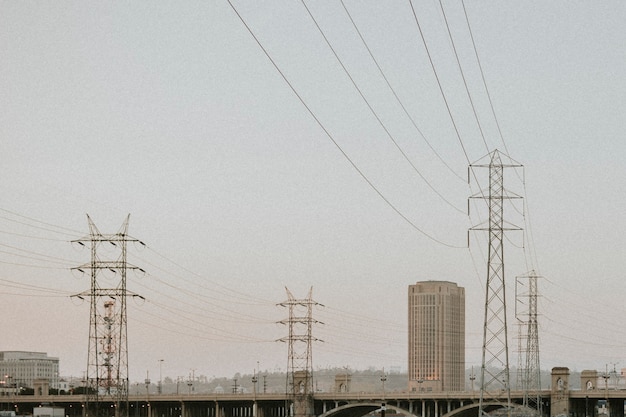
[72,215,144,417]
[277,287,323,417]
[516,271,542,416]
[515,276,528,390]
[470,150,522,416]
[515,318,527,390]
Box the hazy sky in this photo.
[1,1,626,386]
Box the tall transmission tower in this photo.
[515,275,529,390]
[515,318,527,390]
[470,150,522,416]
[277,287,323,417]
[72,215,144,417]
[516,271,542,416]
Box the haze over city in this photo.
[1,2,625,384]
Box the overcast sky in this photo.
[1,1,626,386]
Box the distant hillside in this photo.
[147,366,570,395]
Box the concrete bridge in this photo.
[4,369,625,417]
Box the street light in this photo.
[252,371,258,397]
[380,369,387,400]
[469,366,476,392]
[158,360,164,395]
[380,368,387,417]
[232,378,238,394]
[144,372,151,398]
[602,365,610,417]
[252,371,258,417]
[5,375,12,410]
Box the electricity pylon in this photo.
[516,271,542,416]
[72,215,144,417]
[278,287,322,417]
[469,150,522,417]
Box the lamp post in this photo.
[380,369,387,400]
[145,372,151,397]
[380,368,387,417]
[158,360,164,395]
[252,371,258,417]
[5,375,12,411]
[145,370,151,417]
[602,365,610,417]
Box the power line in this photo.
[226,0,464,248]
[340,0,465,183]
[461,0,510,158]
[436,0,490,153]
[300,0,466,214]
[0,207,83,236]
[407,0,473,167]
[140,246,274,305]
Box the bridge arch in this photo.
[440,402,531,417]
[318,402,418,417]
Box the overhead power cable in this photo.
[226,0,464,248]
[0,259,69,269]
[0,277,72,296]
[407,0,491,234]
[408,0,473,167]
[340,0,464,182]
[0,228,71,242]
[437,0,490,154]
[131,273,274,324]
[461,1,540,274]
[144,246,277,305]
[302,0,465,215]
[136,298,274,343]
[0,207,83,237]
[461,0,510,157]
[0,242,76,265]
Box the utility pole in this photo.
[277,287,322,417]
[158,360,164,395]
[380,368,387,417]
[602,365,610,417]
[72,215,145,417]
[470,150,523,417]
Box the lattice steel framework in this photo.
[516,271,542,416]
[470,150,522,417]
[72,215,144,417]
[278,287,322,417]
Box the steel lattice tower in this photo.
[72,215,144,417]
[470,150,522,417]
[278,287,322,417]
[516,271,542,416]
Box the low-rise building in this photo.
[0,351,59,392]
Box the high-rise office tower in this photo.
[408,281,465,392]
